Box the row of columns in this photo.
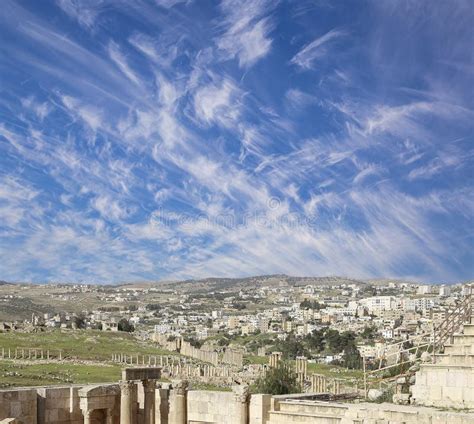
[295,356,308,386]
[268,352,282,368]
[222,349,244,367]
[119,379,158,424]
[119,379,189,424]
[112,354,181,366]
[311,374,327,393]
[179,341,219,366]
[0,348,62,360]
[117,378,250,424]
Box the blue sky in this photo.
[0,0,473,283]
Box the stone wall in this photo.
[249,394,272,424]
[2,380,474,424]
[266,398,474,424]
[222,349,243,368]
[179,341,218,366]
[0,388,36,424]
[187,390,239,423]
[36,386,83,424]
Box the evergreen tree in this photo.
[343,343,362,369]
[255,362,301,395]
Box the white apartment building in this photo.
[360,296,395,315]
[439,285,451,297]
[417,285,432,295]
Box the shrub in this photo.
[254,362,301,395]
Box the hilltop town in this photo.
[1,276,470,381]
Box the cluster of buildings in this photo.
[2,279,471,364]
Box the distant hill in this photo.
[158,274,367,292]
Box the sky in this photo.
[0,0,473,284]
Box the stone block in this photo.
[45,408,59,422]
[122,367,161,381]
[443,387,464,404]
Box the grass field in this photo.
[0,329,174,361]
[307,362,363,380]
[245,355,363,382]
[0,329,177,387]
[0,360,123,387]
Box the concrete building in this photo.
[360,296,395,315]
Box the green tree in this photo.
[361,326,377,341]
[343,343,362,369]
[300,300,323,310]
[277,334,309,359]
[255,362,301,395]
[146,303,161,311]
[117,318,134,332]
[305,329,325,352]
[72,314,86,329]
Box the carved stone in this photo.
[172,380,189,396]
[232,384,250,403]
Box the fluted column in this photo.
[169,380,188,424]
[233,384,250,424]
[143,379,157,424]
[120,380,134,424]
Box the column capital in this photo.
[232,384,250,403]
[119,380,135,395]
[142,379,157,393]
[171,379,189,396]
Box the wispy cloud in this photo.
[193,78,241,127]
[0,0,472,283]
[290,28,347,70]
[353,164,383,185]
[108,41,141,85]
[56,0,104,29]
[60,94,104,131]
[216,0,276,68]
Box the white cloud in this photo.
[193,79,240,126]
[285,88,317,109]
[353,164,383,184]
[155,0,189,8]
[91,195,130,221]
[0,176,40,227]
[108,41,141,85]
[217,0,275,68]
[60,95,103,131]
[21,97,52,121]
[56,0,103,29]
[290,28,347,70]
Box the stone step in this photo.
[453,334,474,344]
[444,343,473,355]
[269,410,342,424]
[278,401,348,416]
[435,353,474,366]
[463,324,474,336]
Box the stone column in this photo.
[169,380,188,424]
[233,384,250,424]
[83,410,92,424]
[143,379,157,424]
[269,352,282,368]
[120,380,134,424]
[155,385,168,424]
[106,408,114,424]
